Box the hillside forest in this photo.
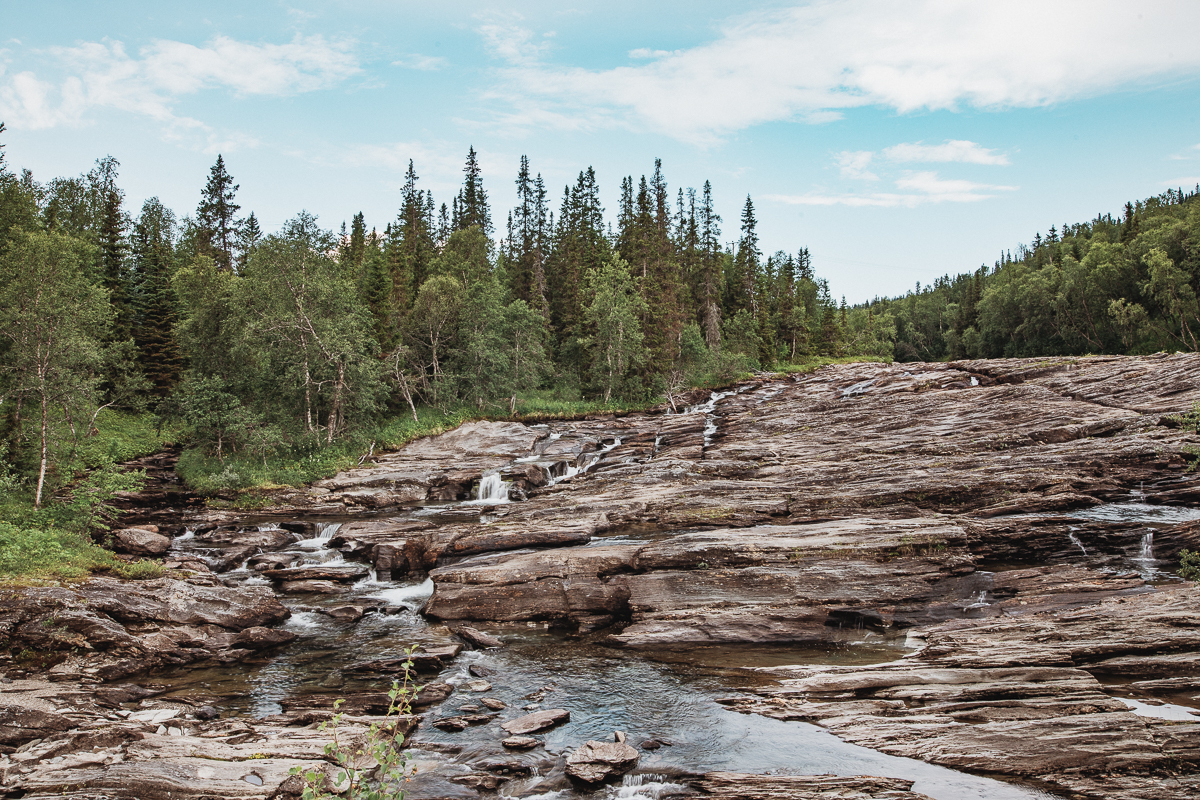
[2,122,1200,514]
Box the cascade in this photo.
[1067,528,1088,555]
[317,522,342,540]
[474,472,511,504]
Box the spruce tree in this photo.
[197,155,241,271]
[131,197,182,395]
[456,146,492,236]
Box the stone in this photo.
[231,627,298,650]
[501,735,541,750]
[113,528,171,556]
[324,605,366,623]
[279,580,348,594]
[465,680,491,692]
[261,565,370,583]
[449,625,505,649]
[0,703,73,746]
[480,698,506,710]
[500,708,570,735]
[564,739,639,783]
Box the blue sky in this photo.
[3,0,1200,302]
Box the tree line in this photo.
[866,187,1200,360]
[1,131,880,501]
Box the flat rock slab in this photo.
[695,772,935,799]
[261,565,369,583]
[500,708,570,735]
[502,735,541,749]
[565,740,639,783]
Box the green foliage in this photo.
[0,521,159,583]
[1180,549,1200,582]
[581,253,649,402]
[875,187,1200,360]
[290,653,419,800]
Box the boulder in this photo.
[565,740,639,783]
[113,528,171,556]
[500,708,570,735]
[231,627,298,650]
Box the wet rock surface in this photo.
[5,354,1200,798]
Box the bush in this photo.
[291,655,420,800]
[1180,549,1200,581]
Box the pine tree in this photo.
[197,155,241,271]
[237,212,262,271]
[456,146,492,237]
[131,197,182,395]
[728,195,761,318]
[698,181,723,350]
[395,161,436,307]
[92,156,132,341]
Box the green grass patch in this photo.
[0,522,162,584]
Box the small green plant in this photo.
[1180,549,1200,582]
[1172,403,1200,472]
[290,649,420,800]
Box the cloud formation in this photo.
[479,0,1200,143]
[0,34,358,137]
[767,171,1017,208]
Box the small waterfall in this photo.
[651,435,662,458]
[613,773,688,799]
[964,590,990,610]
[474,472,511,504]
[317,522,342,540]
[1067,527,1088,555]
[970,376,979,386]
[1138,531,1154,561]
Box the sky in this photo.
[3,0,1200,302]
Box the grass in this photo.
[0,522,164,584]
[0,409,175,585]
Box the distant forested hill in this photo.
[866,187,1200,361]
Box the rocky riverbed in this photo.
[3,354,1200,799]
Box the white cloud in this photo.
[767,170,1017,208]
[478,0,1200,143]
[835,150,877,181]
[0,34,358,135]
[882,140,1009,165]
[393,54,448,71]
[477,13,554,67]
[1163,176,1200,187]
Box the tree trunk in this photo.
[35,390,49,509]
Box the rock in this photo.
[113,528,171,556]
[450,625,505,649]
[325,605,366,623]
[694,772,933,799]
[465,680,491,692]
[501,735,541,749]
[432,716,469,732]
[280,580,348,594]
[0,702,73,745]
[480,698,506,710]
[231,627,298,650]
[500,708,570,735]
[468,665,493,678]
[565,739,639,783]
[196,705,220,721]
[261,565,370,583]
